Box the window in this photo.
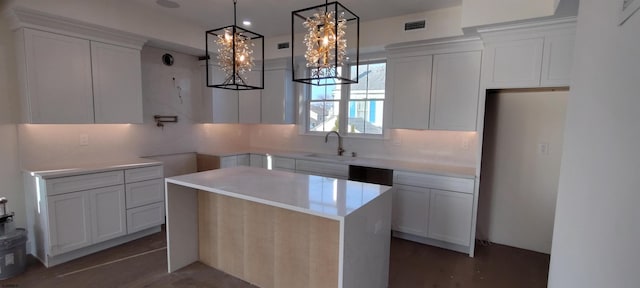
[307,61,386,136]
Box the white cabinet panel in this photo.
[46,171,124,196]
[250,154,266,168]
[392,185,429,237]
[541,32,575,87]
[48,191,91,255]
[126,179,164,208]
[394,171,474,194]
[239,90,261,124]
[429,51,482,131]
[428,189,473,246]
[91,42,143,124]
[125,166,163,183]
[22,28,93,124]
[220,156,238,168]
[389,55,432,129]
[261,68,294,124]
[482,38,544,88]
[127,202,165,234]
[236,154,250,166]
[201,64,239,123]
[295,159,348,179]
[270,156,296,171]
[89,185,127,243]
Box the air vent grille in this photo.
[404,20,426,31]
[277,42,290,49]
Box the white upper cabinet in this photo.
[482,38,544,89]
[386,38,483,131]
[239,70,262,124]
[15,26,145,124]
[479,18,576,89]
[91,42,143,124]
[430,51,482,131]
[261,65,294,124]
[541,30,576,87]
[20,29,94,124]
[201,63,239,123]
[388,55,432,130]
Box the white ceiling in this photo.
[132,0,462,37]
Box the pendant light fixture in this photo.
[292,0,359,86]
[206,0,264,90]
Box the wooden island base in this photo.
[198,191,339,288]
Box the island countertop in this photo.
[165,166,392,220]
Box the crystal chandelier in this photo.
[292,1,359,86]
[206,0,264,90]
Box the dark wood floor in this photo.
[0,232,549,288]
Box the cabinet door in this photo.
[91,42,143,124]
[220,156,238,168]
[261,69,294,124]
[22,29,93,124]
[250,154,265,168]
[388,55,432,129]
[89,185,127,243]
[236,154,250,166]
[48,191,91,255]
[430,51,481,131]
[239,90,261,123]
[541,32,575,87]
[482,38,544,88]
[392,185,429,237]
[428,189,473,246]
[201,64,239,123]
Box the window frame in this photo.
[303,59,388,138]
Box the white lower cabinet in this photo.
[48,184,127,256]
[295,160,348,179]
[427,189,473,246]
[127,202,165,234]
[90,185,127,244]
[392,170,475,255]
[392,185,429,237]
[25,164,164,267]
[48,191,92,255]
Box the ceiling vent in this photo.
[277,42,290,49]
[404,20,426,31]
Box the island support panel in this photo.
[198,191,340,288]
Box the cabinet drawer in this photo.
[295,160,348,178]
[127,202,165,234]
[394,171,474,194]
[125,165,163,183]
[46,171,124,196]
[125,179,164,209]
[271,156,296,170]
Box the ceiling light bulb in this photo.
[242,20,251,26]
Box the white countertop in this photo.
[24,158,162,178]
[165,166,392,220]
[209,148,476,179]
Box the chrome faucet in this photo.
[324,131,345,156]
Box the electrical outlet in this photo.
[461,139,470,150]
[79,134,89,146]
[538,143,549,155]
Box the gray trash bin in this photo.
[0,228,27,280]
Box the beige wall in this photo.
[461,0,556,28]
[549,1,640,287]
[478,89,568,254]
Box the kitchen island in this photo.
[164,166,393,288]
